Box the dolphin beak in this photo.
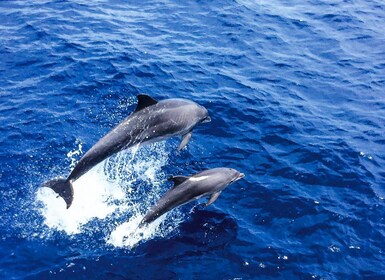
[202,116,211,123]
[238,173,245,179]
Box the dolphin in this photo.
[138,168,245,227]
[42,94,211,208]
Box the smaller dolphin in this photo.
[139,168,245,227]
[42,94,210,208]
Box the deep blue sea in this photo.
[1,0,385,279]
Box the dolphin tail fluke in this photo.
[138,217,148,229]
[42,178,74,209]
[138,210,156,228]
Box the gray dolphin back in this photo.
[42,94,210,209]
[139,168,244,227]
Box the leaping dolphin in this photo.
[139,168,245,227]
[42,94,211,208]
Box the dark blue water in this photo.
[1,0,385,279]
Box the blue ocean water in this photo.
[1,0,385,278]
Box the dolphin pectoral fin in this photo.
[130,143,141,160]
[205,191,222,207]
[178,132,192,150]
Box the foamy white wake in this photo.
[107,214,165,248]
[36,141,182,248]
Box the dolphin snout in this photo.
[202,115,211,123]
[231,171,245,183]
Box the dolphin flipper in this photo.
[178,132,192,150]
[205,191,221,207]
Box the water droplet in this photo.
[328,245,340,253]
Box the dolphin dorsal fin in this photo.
[168,175,189,187]
[135,94,158,112]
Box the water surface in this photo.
[1,0,385,279]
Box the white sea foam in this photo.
[36,164,126,234]
[36,141,181,247]
[107,213,166,248]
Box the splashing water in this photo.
[66,140,83,170]
[36,141,184,248]
[108,214,167,249]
